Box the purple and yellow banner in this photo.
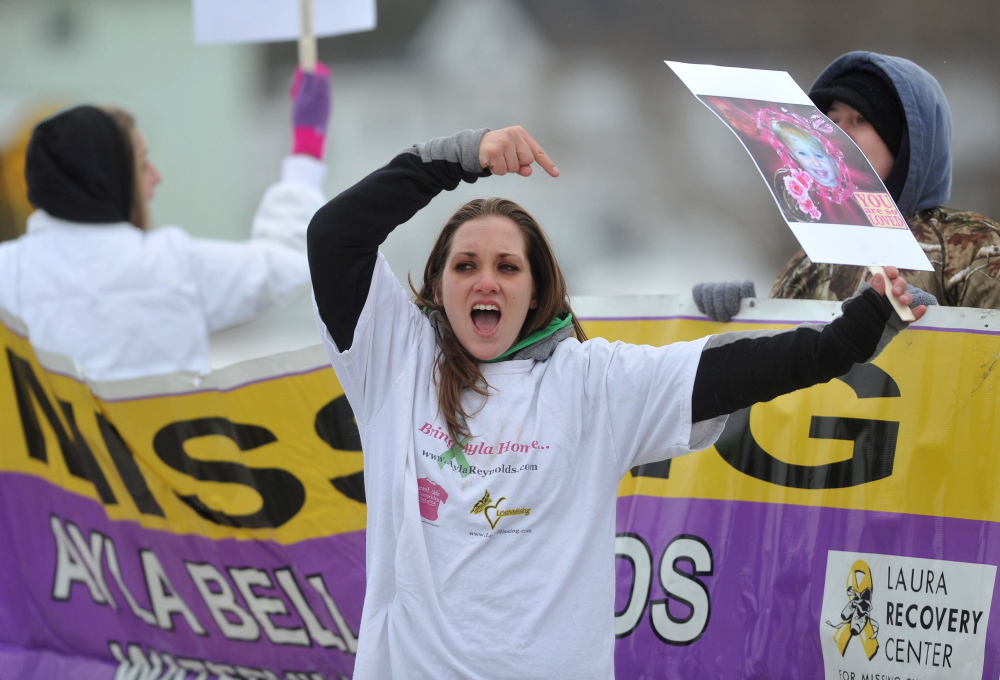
[2,298,999,679]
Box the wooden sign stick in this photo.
[868,266,916,322]
[298,0,317,72]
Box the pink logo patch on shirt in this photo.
[417,477,448,521]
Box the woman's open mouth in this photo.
[471,303,501,336]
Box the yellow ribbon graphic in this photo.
[829,559,879,660]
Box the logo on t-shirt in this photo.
[418,477,448,522]
[470,489,531,530]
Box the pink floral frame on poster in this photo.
[755,106,856,222]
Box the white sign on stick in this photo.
[666,60,932,271]
[193,0,377,44]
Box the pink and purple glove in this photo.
[290,63,331,159]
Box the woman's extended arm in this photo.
[306,126,557,351]
[691,271,924,422]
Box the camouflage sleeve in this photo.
[769,249,865,302]
[962,249,1000,309]
[905,207,1000,310]
[769,249,815,299]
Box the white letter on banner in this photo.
[307,574,359,653]
[615,533,653,638]
[234,666,281,680]
[205,661,239,678]
[139,550,206,634]
[275,568,348,650]
[104,537,157,626]
[154,652,185,680]
[649,536,713,645]
[65,522,117,610]
[51,516,105,604]
[108,642,166,680]
[176,657,210,680]
[229,567,309,646]
[186,562,260,641]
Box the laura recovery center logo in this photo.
[820,551,994,680]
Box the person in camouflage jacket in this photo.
[770,51,1000,310]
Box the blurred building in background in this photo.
[1,0,998,366]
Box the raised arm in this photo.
[691,269,925,422]
[307,126,557,350]
[190,65,332,333]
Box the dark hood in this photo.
[25,105,134,224]
[810,51,952,216]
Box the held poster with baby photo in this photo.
[666,61,931,270]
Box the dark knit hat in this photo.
[810,70,905,158]
[25,105,134,224]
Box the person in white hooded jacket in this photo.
[0,67,331,381]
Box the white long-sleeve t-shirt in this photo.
[317,253,727,680]
[0,155,325,381]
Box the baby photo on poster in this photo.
[701,96,906,230]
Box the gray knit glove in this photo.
[692,280,756,323]
[844,282,936,361]
[906,284,938,309]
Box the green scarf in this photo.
[485,313,574,363]
[422,308,575,363]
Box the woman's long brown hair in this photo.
[411,197,586,446]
